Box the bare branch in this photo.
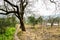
[0,9,7,12]
[7,11,17,13]
[24,0,28,9]
[14,13,19,18]
[12,6,19,18]
[4,1,8,11]
[4,0,20,18]
[0,10,17,15]
[0,13,7,15]
[4,0,17,7]
[50,0,56,4]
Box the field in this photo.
[16,24,60,40]
[1,24,60,40]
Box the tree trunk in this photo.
[19,17,26,31]
[51,22,53,27]
[58,22,59,27]
[19,12,26,31]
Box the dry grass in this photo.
[17,24,60,40]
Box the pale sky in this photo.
[25,0,60,16]
[30,0,57,16]
[0,0,60,16]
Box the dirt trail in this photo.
[14,24,20,40]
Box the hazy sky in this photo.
[0,0,60,16]
[31,0,60,16]
[34,0,55,16]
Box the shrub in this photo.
[0,27,16,40]
[5,27,16,36]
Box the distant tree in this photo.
[28,16,38,26]
[37,16,43,25]
[54,17,60,26]
[48,16,54,27]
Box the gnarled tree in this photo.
[0,0,28,31]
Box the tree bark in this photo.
[19,17,26,31]
[19,11,26,31]
[51,22,53,27]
